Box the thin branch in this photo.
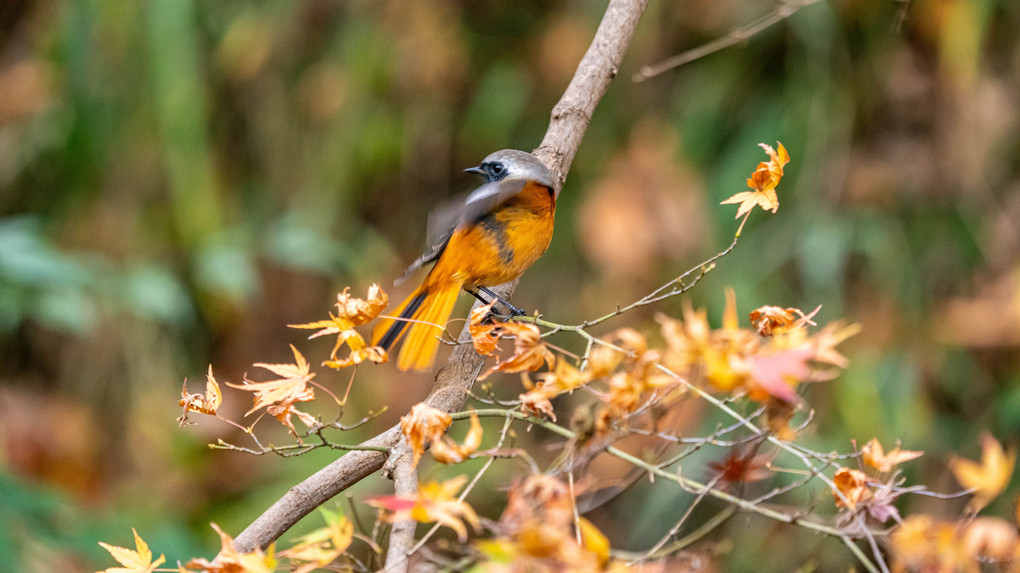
[633,0,822,82]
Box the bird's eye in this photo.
[489,163,505,177]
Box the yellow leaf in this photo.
[577,517,610,565]
[97,529,165,573]
[949,433,1016,512]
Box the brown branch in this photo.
[232,0,649,554]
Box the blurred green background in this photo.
[1,0,1018,570]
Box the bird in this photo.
[372,149,558,372]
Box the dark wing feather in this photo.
[393,179,527,286]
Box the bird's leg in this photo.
[476,285,526,317]
[463,286,526,318]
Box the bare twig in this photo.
[633,0,822,82]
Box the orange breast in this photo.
[425,181,556,290]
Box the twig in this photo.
[633,0,822,82]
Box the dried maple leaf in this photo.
[479,321,555,380]
[468,302,501,357]
[369,475,480,541]
[178,365,223,426]
[184,523,276,573]
[949,432,1016,512]
[832,467,873,510]
[97,529,166,573]
[861,437,923,473]
[721,142,790,218]
[278,508,353,573]
[519,358,593,420]
[749,305,820,337]
[227,345,315,416]
[431,410,483,464]
[400,403,453,468]
[289,285,389,368]
[267,401,319,440]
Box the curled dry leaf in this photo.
[948,432,1016,513]
[749,304,820,337]
[479,321,555,380]
[400,403,453,468]
[468,302,500,357]
[720,141,790,218]
[431,410,483,464]
[832,467,873,510]
[178,365,223,425]
[289,284,389,369]
[861,437,923,473]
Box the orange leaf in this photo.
[468,302,500,357]
[431,410,483,464]
[227,344,315,416]
[861,438,923,473]
[721,141,790,218]
[400,403,453,468]
[832,467,873,510]
[289,285,389,367]
[949,433,1016,512]
[479,322,555,380]
[178,365,223,425]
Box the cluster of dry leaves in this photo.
[98,141,1020,572]
[98,512,354,573]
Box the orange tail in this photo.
[372,284,460,371]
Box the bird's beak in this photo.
[463,166,485,176]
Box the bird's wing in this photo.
[394,179,527,286]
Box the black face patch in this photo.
[484,161,508,182]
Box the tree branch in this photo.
[232,0,649,553]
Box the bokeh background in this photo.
[1,0,1018,570]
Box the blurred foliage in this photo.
[1,0,1019,570]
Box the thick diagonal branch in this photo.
[232,0,649,554]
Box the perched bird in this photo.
[372,149,558,371]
